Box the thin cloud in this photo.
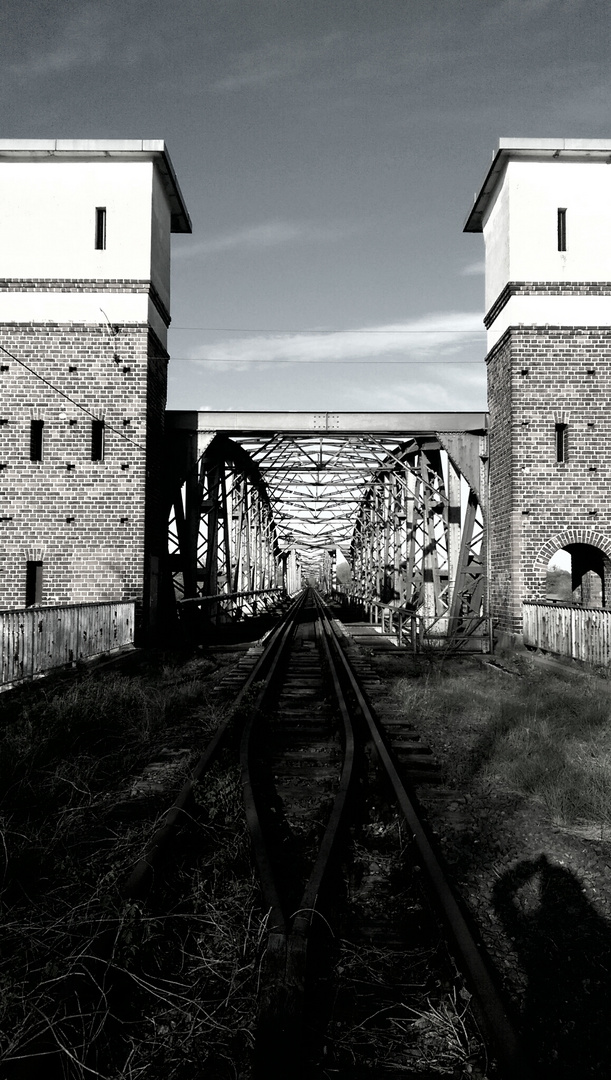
[8,4,146,78]
[345,368,487,413]
[461,260,485,277]
[173,220,353,260]
[10,6,110,76]
[188,313,485,370]
[211,34,343,92]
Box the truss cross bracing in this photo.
[165,412,488,639]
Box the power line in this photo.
[0,341,146,452]
[170,327,486,334]
[171,356,485,365]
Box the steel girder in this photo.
[349,438,486,635]
[167,433,300,607]
[165,416,487,638]
[234,431,486,634]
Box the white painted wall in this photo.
[0,290,168,346]
[487,295,611,350]
[150,166,172,312]
[482,167,510,311]
[0,160,156,281]
[483,158,611,313]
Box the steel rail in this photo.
[124,589,306,898]
[239,593,308,934]
[240,588,357,1078]
[291,593,356,936]
[321,593,534,1080]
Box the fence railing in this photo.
[332,591,488,651]
[0,601,135,686]
[523,601,611,666]
[177,588,287,625]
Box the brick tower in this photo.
[465,139,611,642]
[0,140,191,636]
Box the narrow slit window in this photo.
[25,560,43,607]
[91,419,105,461]
[95,207,106,250]
[557,208,567,252]
[555,422,568,463]
[30,419,44,461]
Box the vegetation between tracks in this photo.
[330,815,484,1076]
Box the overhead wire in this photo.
[170,356,484,365]
[169,325,486,364]
[0,340,146,452]
[169,327,486,333]
[0,323,484,448]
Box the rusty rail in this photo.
[324,598,532,1079]
[124,590,305,898]
[126,587,530,1077]
[240,590,357,1077]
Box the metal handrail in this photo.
[178,587,286,606]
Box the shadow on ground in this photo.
[493,854,611,1079]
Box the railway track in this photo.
[123,587,532,1079]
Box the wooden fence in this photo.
[0,601,135,686]
[523,602,611,666]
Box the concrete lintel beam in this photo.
[166,411,488,435]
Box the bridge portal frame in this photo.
[165,411,489,643]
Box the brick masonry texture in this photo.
[0,320,168,617]
[486,325,611,634]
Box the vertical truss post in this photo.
[420,453,437,627]
[405,467,418,607]
[169,481,189,600]
[232,478,244,594]
[367,499,375,599]
[183,438,204,600]
[290,551,297,590]
[218,466,233,619]
[245,488,253,591]
[373,488,381,597]
[382,471,392,601]
[328,548,337,593]
[395,475,403,604]
[202,464,220,600]
[259,516,264,591]
[449,491,479,626]
[446,456,462,630]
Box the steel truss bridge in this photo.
[165,411,489,643]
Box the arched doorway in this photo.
[545,543,610,608]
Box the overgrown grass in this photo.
[0,663,217,805]
[0,659,264,1078]
[390,660,611,835]
[0,765,264,1078]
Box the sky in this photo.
[1,0,610,414]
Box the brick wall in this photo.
[486,324,611,635]
[143,329,170,630]
[0,318,164,622]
